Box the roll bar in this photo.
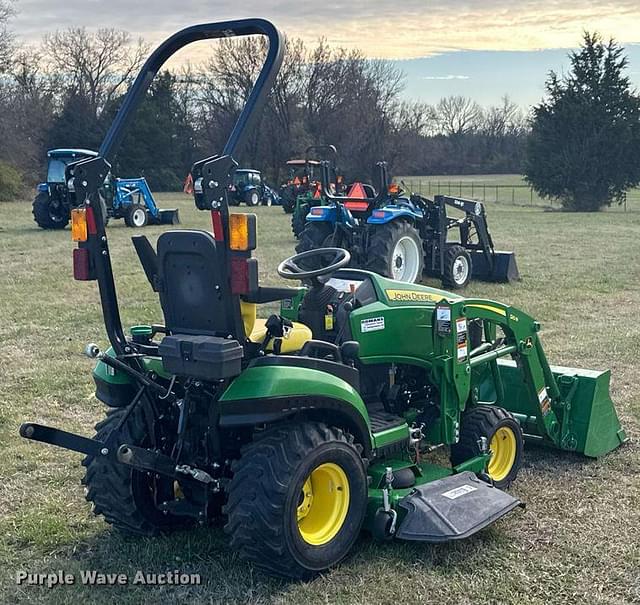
[320,160,389,206]
[71,19,284,356]
[101,19,284,161]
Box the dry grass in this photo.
[0,193,638,604]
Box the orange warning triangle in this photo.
[293,176,301,185]
[313,183,322,198]
[347,182,367,199]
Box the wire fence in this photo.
[401,179,633,211]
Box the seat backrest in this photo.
[156,229,237,337]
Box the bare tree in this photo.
[43,27,148,116]
[0,0,15,72]
[436,95,483,136]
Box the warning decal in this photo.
[360,317,385,333]
[441,484,477,500]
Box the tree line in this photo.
[0,14,527,194]
[2,4,638,211]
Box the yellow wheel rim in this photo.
[296,462,350,546]
[488,427,517,482]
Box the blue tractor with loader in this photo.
[297,161,519,288]
[33,148,179,229]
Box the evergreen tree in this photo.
[525,32,640,211]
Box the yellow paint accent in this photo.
[488,427,517,481]
[249,318,312,354]
[297,462,350,546]
[240,301,257,335]
[385,289,448,303]
[466,303,507,317]
[241,301,311,353]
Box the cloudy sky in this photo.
[10,0,640,106]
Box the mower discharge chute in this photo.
[297,161,519,288]
[19,18,626,581]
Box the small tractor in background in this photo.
[228,168,280,207]
[33,148,101,229]
[297,161,519,289]
[33,148,180,229]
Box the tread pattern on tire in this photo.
[291,202,309,239]
[442,244,472,289]
[365,220,424,282]
[82,406,179,536]
[450,405,522,488]
[296,222,333,254]
[224,422,359,579]
[32,192,69,229]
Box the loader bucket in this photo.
[484,360,627,457]
[159,209,180,224]
[470,250,520,283]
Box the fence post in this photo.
[448,181,451,194]
[483,184,486,202]
[471,181,474,198]
[530,187,533,205]
[428,181,431,195]
[512,187,515,204]
[495,185,499,203]
[459,181,463,196]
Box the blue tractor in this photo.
[33,149,99,229]
[228,168,279,206]
[296,161,519,289]
[33,148,179,229]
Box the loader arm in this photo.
[434,298,626,457]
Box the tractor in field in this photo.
[20,19,626,581]
[33,148,179,229]
[228,168,279,206]
[297,162,519,288]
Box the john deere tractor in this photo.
[20,20,626,580]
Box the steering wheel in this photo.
[277,248,350,280]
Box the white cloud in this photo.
[9,0,640,59]
[423,75,470,80]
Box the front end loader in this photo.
[20,18,626,581]
[297,161,519,288]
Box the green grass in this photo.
[0,194,639,604]
[396,174,640,210]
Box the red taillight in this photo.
[230,257,249,294]
[86,206,98,234]
[73,248,91,280]
[344,201,369,212]
[211,210,224,241]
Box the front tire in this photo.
[82,407,186,535]
[124,205,148,228]
[245,190,260,206]
[32,191,69,229]
[450,405,524,489]
[225,422,367,579]
[366,220,424,283]
[442,244,472,289]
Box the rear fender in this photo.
[306,205,337,223]
[219,365,373,455]
[367,204,422,225]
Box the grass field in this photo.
[0,193,639,605]
[396,174,640,210]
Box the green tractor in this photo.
[20,20,627,580]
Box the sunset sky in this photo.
[9,0,640,106]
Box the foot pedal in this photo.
[395,471,522,542]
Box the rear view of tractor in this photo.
[33,149,99,229]
[297,161,519,288]
[18,18,627,583]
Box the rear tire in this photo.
[291,202,309,239]
[225,422,367,579]
[124,205,148,228]
[450,405,523,489]
[365,220,424,283]
[32,192,69,229]
[442,245,472,289]
[82,406,186,535]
